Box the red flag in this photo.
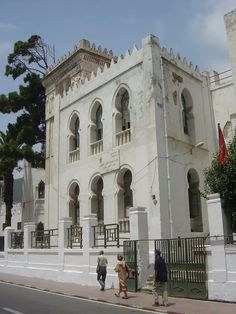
[218,123,228,165]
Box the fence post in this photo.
[23,222,36,266]
[207,193,227,300]
[81,214,97,276]
[4,226,15,262]
[129,207,149,289]
[81,214,97,250]
[58,217,72,270]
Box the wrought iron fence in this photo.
[31,229,58,248]
[155,236,207,300]
[11,232,24,249]
[93,223,120,248]
[208,234,236,245]
[68,224,82,248]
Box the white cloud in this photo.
[0,22,15,30]
[189,0,236,51]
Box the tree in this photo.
[0,131,23,227]
[204,134,236,231]
[0,35,53,226]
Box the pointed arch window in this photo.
[115,88,131,146]
[97,178,104,223]
[38,181,45,199]
[121,91,130,131]
[96,105,103,141]
[90,102,103,155]
[69,114,80,162]
[181,89,195,142]
[69,183,80,225]
[181,94,188,134]
[123,170,133,218]
[74,117,80,150]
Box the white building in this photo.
[209,9,236,143]
[0,163,45,238]
[0,10,236,302]
[42,34,216,240]
[0,178,23,237]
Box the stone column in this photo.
[58,217,72,270]
[129,207,149,289]
[81,214,97,250]
[24,222,36,265]
[207,193,227,299]
[4,226,15,261]
[81,214,97,279]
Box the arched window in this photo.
[181,94,188,134]
[121,91,130,131]
[181,89,195,142]
[90,102,103,155]
[188,169,203,232]
[74,117,80,149]
[115,88,131,146]
[69,114,80,162]
[96,105,103,141]
[91,176,104,224]
[97,178,104,223]
[117,169,133,220]
[69,182,80,225]
[38,181,45,199]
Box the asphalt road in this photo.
[0,282,158,314]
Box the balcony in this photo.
[90,139,103,155]
[116,129,131,146]
[69,148,80,163]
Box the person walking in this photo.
[114,254,130,299]
[97,250,108,291]
[153,249,168,306]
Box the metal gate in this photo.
[155,237,207,300]
[123,240,138,292]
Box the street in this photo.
[0,282,159,314]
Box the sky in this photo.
[0,0,236,133]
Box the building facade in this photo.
[42,35,216,240]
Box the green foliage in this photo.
[0,34,53,226]
[204,135,236,231]
[5,34,51,79]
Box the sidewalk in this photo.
[0,273,235,314]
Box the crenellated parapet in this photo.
[43,34,204,106]
[161,46,201,80]
[44,39,114,77]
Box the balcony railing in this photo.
[31,229,58,248]
[116,129,131,146]
[68,224,82,248]
[11,231,24,249]
[90,139,103,155]
[119,218,130,233]
[69,148,80,163]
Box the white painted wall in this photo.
[43,34,216,241]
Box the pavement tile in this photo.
[0,273,235,314]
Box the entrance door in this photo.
[155,237,207,300]
[123,240,138,292]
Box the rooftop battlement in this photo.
[44,39,115,76]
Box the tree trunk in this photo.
[4,172,13,227]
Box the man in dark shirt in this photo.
[153,249,168,306]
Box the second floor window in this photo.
[121,91,130,131]
[38,181,45,199]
